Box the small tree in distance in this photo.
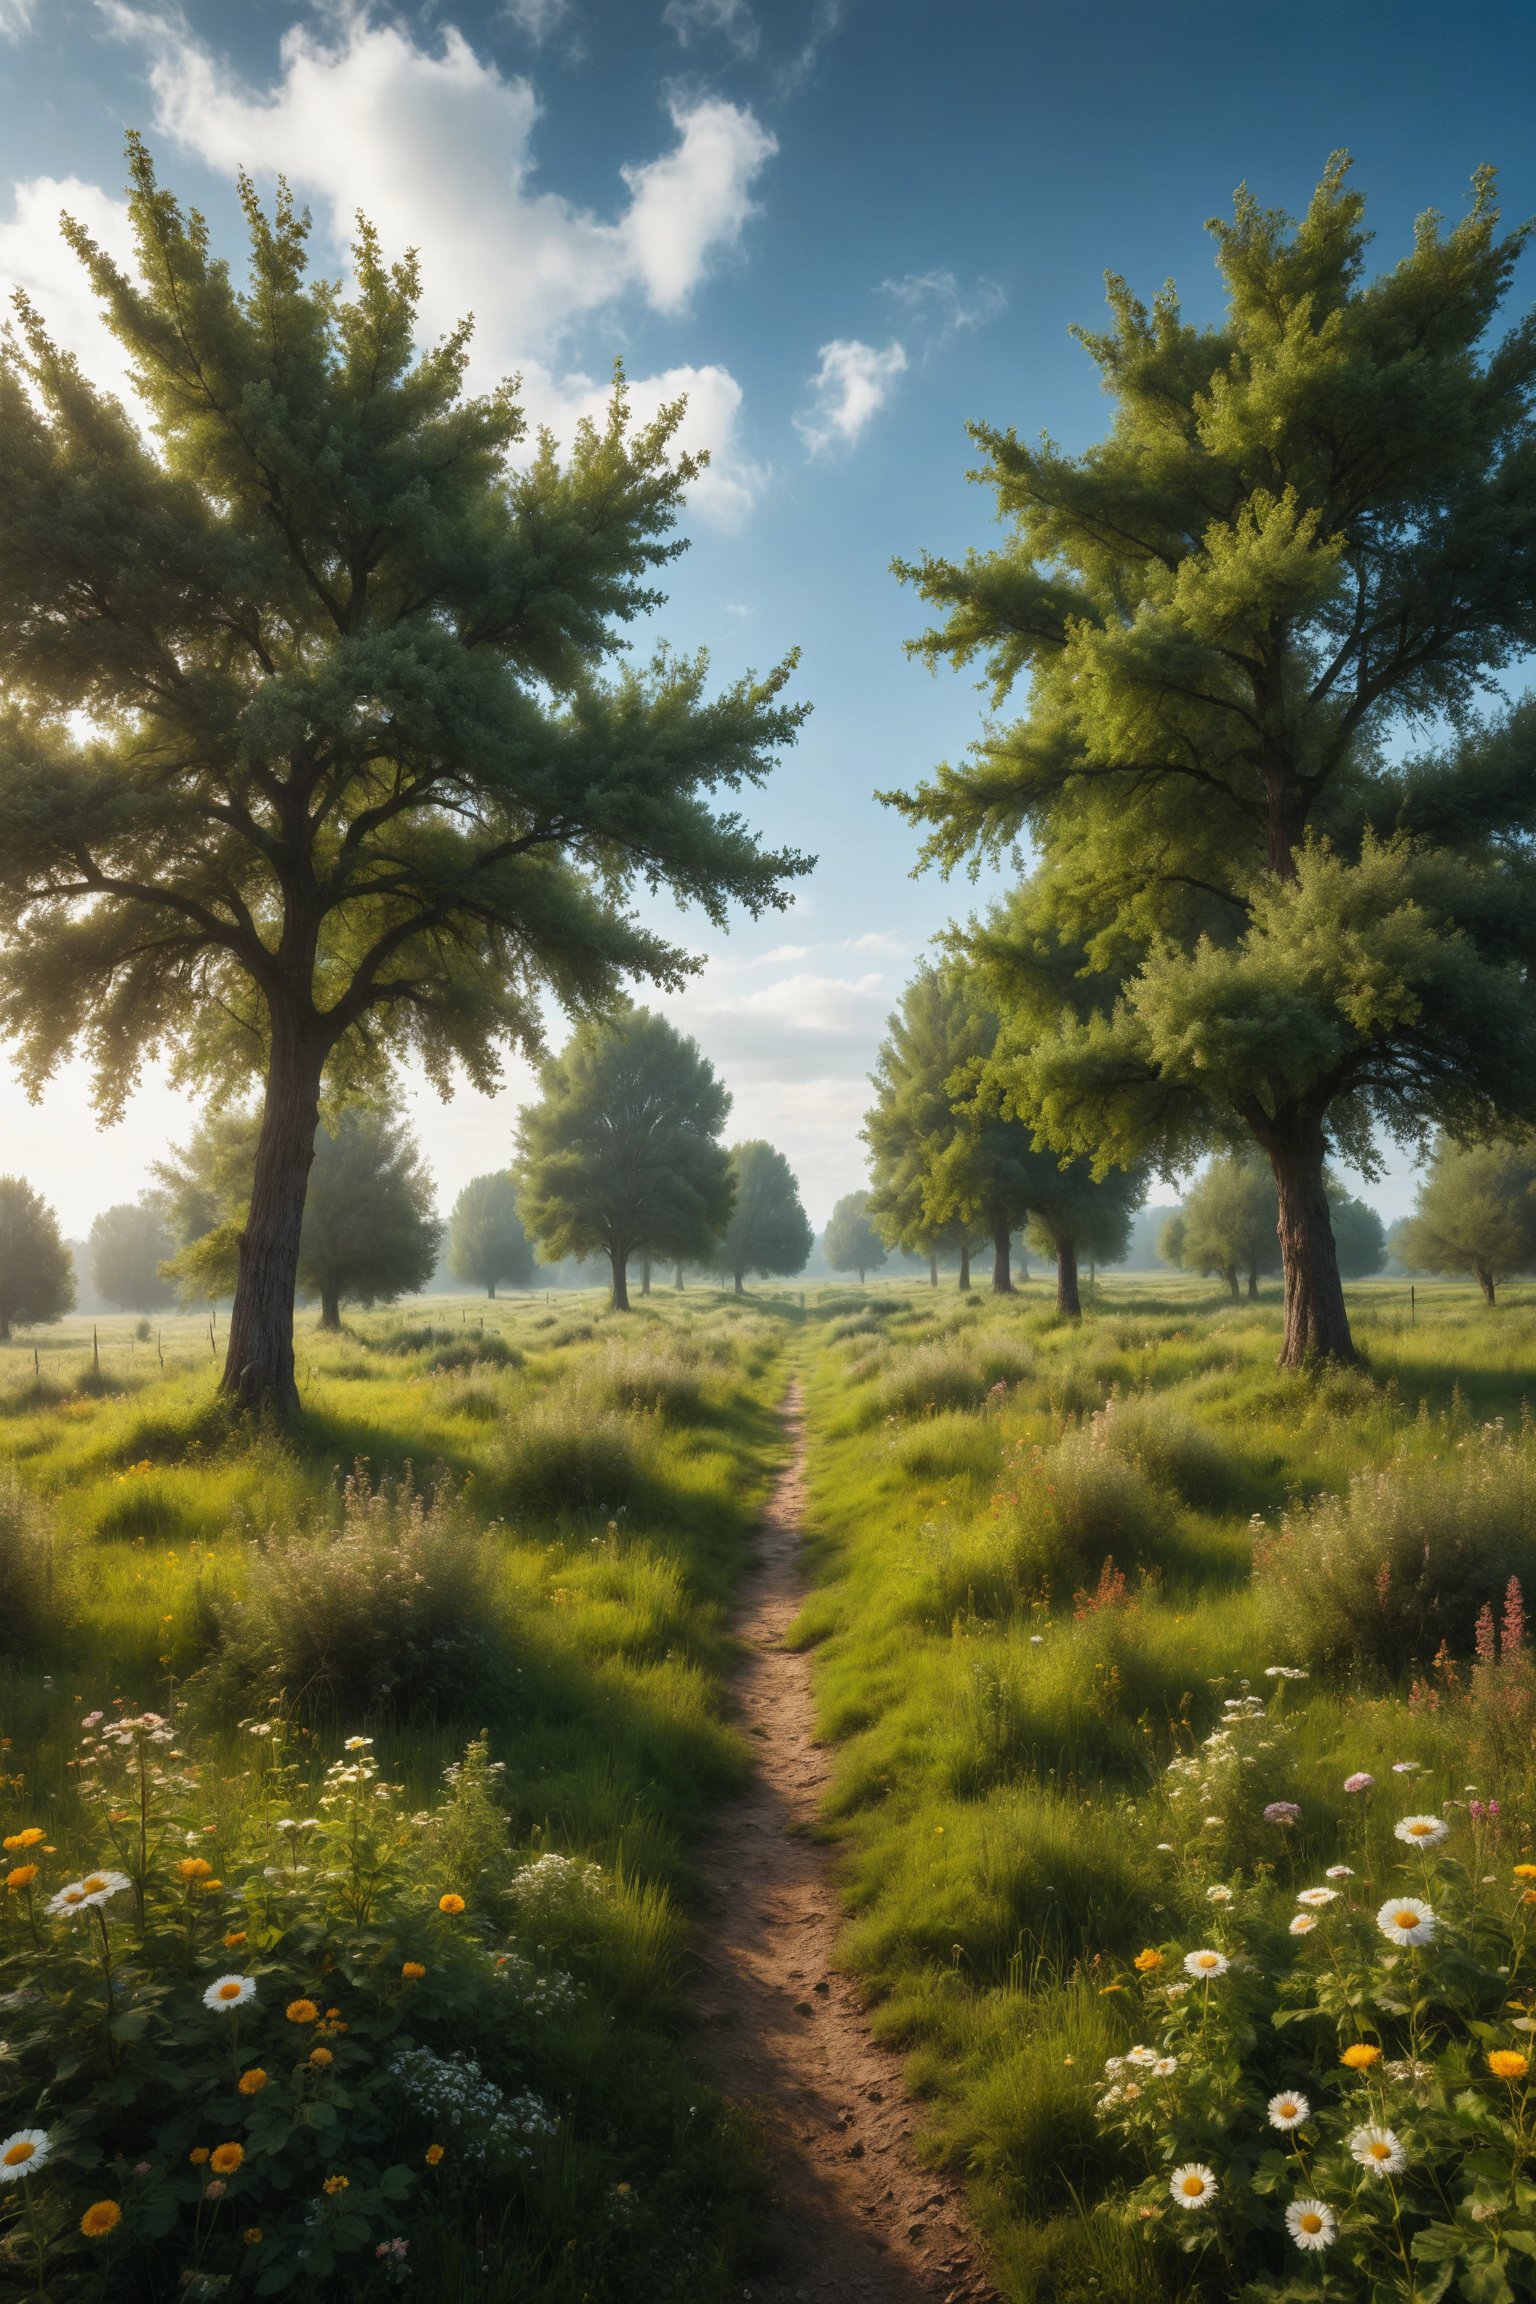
[298,1109,441,1329]
[717,1142,813,1294]
[447,1174,535,1298]
[0,1177,75,1339]
[1160,1156,1281,1301]
[89,1196,177,1312]
[1398,1138,1536,1305]
[516,1009,734,1312]
[824,1192,888,1285]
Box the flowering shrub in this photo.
[0,1706,584,2297]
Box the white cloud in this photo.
[544,357,765,531]
[621,96,774,311]
[667,968,892,1075]
[663,0,759,56]
[0,176,136,388]
[0,0,33,37]
[499,0,575,43]
[794,336,907,455]
[881,266,1005,345]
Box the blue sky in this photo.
[1,0,1533,1232]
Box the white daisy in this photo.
[1103,2056,1126,2076]
[1391,1761,1420,1775]
[1394,1815,1449,1849]
[1325,1865,1354,1879]
[1125,2046,1159,2067]
[0,2130,50,2183]
[343,1736,374,1752]
[46,1881,92,1916]
[1296,1887,1340,1908]
[1206,1885,1234,1904]
[1169,2162,1218,2209]
[1376,1897,1436,1948]
[1350,2125,1406,2177]
[1286,2198,1336,2251]
[1268,2091,1309,2131]
[1184,1948,1229,1980]
[1152,2055,1178,2077]
[75,1869,132,1908]
[1289,1913,1318,1935]
[202,1973,257,2013]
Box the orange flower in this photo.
[1514,1864,1536,1880]
[1525,1891,1536,1908]
[199,1879,223,1894]
[1132,1947,1163,1973]
[224,1931,247,1949]
[437,1893,466,1916]
[1341,2044,1381,2070]
[401,1961,426,1982]
[238,2069,267,2097]
[80,2200,121,2239]
[189,2148,210,2167]
[176,1857,214,1883]
[1490,2050,1530,2081]
[243,2228,263,2246]
[210,2144,244,2175]
[5,1865,38,1892]
[308,2047,333,2069]
[323,2174,349,2196]
[425,2144,444,2167]
[285,1999,319,2025]
[2,1829,42,1853]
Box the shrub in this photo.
[1092,1392,1238,1511]
[0,1474,61,1659]
[201,1466,494,1722]
[889,1411,1003,1486]
[495,1388,647,1519]
[587,1342,709,1424]
[874,1341,998,1420]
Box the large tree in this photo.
[0,1177,75,1340]
[447,1172,535,1298]
[0,144,808,1414]
[716,1141,813,1294]
[88,1195,177,1313]
[823,1191,888,1285]
[515,1007,733,1311]
[1398,1136,1536,1305]
[864,965,998,1292]
[889,158,1536,1369]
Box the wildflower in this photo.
[1169,2163,1217,2209]
[1489,2050,1530,2080]
[0,2130,51,2182]
[1391,1760,1420,1774]
[1289,1913,1317,1935]
[1206,1885,1233,1904]
[210,2144,244,2175]
[401,1961,426,1981]
[309,2047,333,2069]
[1515,1864,1536,1881]
[5,1865,37,1891]
[1343,1772,1374,1794]
[189,2148,210,2167]
[80,2200,121,2238]
[1263,1801,1302,1826]
[344,1736,374,1751]
[323,2174,349,2195]
[224,1931,247,1949]
[238,2068,267,2095]
[1341,2043,1381,2070]
[1286,2199,1337,2251]
[286,1999,320,2025]
[1264,1665,1308,1680]
[1,1829,42,1851]
[205,2180,227,2201]
[438,1892,466,1915]
[1268,2091,1309,2130]
[425,2144,444,2166]
[1296,1888,1339,1910]
[1152,2056,1178,2077]
[1376,1897,1436,1948]
[1126,2046,1159,2067]
[1183,1948,1229,1979]
[1350,2125,1406,2176]
[1394,1815,1449,1849]
[1132,1948,1163,1973]
[176,1856,214,1882]
[1326,1865,1355,1879]
[204,1975,257,2013]
[243,2228,263,2246]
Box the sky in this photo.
[1,0,1535,1234]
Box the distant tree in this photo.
[1160,1157,1282,1301]
[1024,1163,1143,1317]
[1329,1186,1387,1280]
[717,1142,813,1294]
[447,1173,535,1298]
[1398,1137,1536,1305]
[154,1111,262,1304]
[88,1196,177,1312]
[0,143,808,1415]
[823,1192,888,1284]
[515,1008,734,1311]
[865,967,976,1288]
[0,1177,75,1339]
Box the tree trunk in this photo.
[1056,1237,1081,1317]
[928,1248,938,1288]
[1478,1267,1497,1308]
[641,1253,652,1297]
[318,1285,342,1331]
[221,1023,325,1415]
[957,1242,971,1293]
[733,1272,745,1296]
[1225,1267,1239,1304]
[610,1248,630,1312]
[487,1280,497,1299]
[674,1263,685,1291]
[1247,1266,1259,1299]
[992,1224,1013,1294]
[1262,1115,1356,1368]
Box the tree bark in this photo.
[1478,1267,1497,1308]
[1056,1237,1081,1318]
[957,1242,971,1293]
[610,1249,630,1312]
[1261,1113,1356,1368]
[221,1022,325,1415]
[318,1285,342,1331]
[733,1272,745,1296]
[674,1263,685,1290]
[1225,1267,1240,1303]
[928,1248,938,1288]
[992,1224,1014,1294]
[1247,1267,1259,1299]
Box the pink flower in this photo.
[1344,1773,1374,1794]
[1264,1801,1302,1826]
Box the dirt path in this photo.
[691,1381,999,2304]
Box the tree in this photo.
[823,1192,888,1284]
[1160,1156,1281,1300]
[716,1142,813,1294]
[1329,1186,1387,1280]
[88,1196,177,1312]
[889,158,1536,1370]
[515,1008,733,1311]
[298,1108,441,1328]
[1398,1137,1536,1304]
[1022,1161,1142,1317]
[447,1173,535,1298]
[0,144,808,1416]
[0,1177,74,1339]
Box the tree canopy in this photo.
[889,156,1536,1369]
[515,1007,734,1311]
[446,1173,535,1298]
[823,1191,888,1284]
[0,1177,74,1340]
[0,140,809,1413]
[88,1196,177,1313]
[863,966,984,1288]
[1398,1136,1536,1304]
[716,1141,813,1293]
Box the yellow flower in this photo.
[2,1829,42,1852]
[176,1857,214,1883]
[1490,2050,1530,2081]
[210,2143,244,2175]
[1514,1864,1536,1880]
[189,2148,210,2167]
[243,2227,263,2246]
[80,2200,121,2239]
[323,2174,349,2196]
[5,1865,38,1892]
[1341,2043,1381,2070]
[224,1931,247,1949]
[401,1961,426,1982]
[1525,1891,1536,1908]
[425,2144,444,2166]
[438,1892,466,1916]
[199,1879,223,1894]
[238,2069,267,2097]
[1132,1947,1163,1973]
[285,1999,319,2025]
[308,2047,333,2069]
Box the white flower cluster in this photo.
[507,1852,607,1915]
[491,1951,580,2016]
[388,2047,556,2167]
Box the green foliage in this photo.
[715,1141,812,1288]
[446,1174,534,1299]
[822,1191,888,1282]
[88,1197,177,1313]
[1399,1136,1536,1303]
[298,1109,442,1327]
[1162,1157,1280,1297]
[516,1009,734,1310]
[863,965,989,1263]
[495,1385,649,1520]
[0,1174,75,1338]
[0,1472,62,1661]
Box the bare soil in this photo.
[691,1381,999,2304]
